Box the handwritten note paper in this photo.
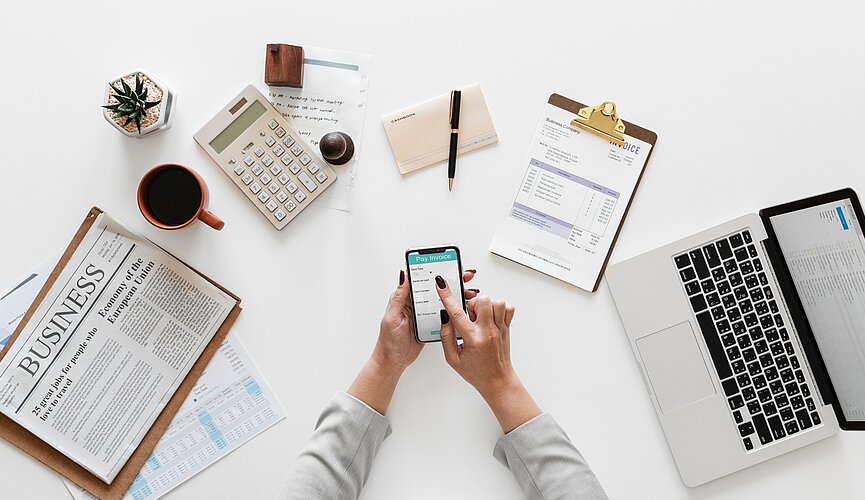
[268,47,371,212]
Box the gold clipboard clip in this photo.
[571,101,626,145]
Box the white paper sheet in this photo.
[0,254,286,500]
[268,47,372,212]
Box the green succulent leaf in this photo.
[134,73,143,94]
[144,99,161,109]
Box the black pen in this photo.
[447,90,461,191]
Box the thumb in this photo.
[387,270,410,314]
[439,309,460,369]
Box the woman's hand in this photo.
[435,276,541,432]
[372,269,479,372]
[348,269,478,414]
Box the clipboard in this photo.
[0,207,242,500]
[490,94,658,292]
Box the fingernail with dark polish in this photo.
[435,275,447,289]
[469,288,480,293]
[466,269,477,274]
[399,270,405,285]
[440,309,449,325]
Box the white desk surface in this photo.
[3,1,865,498]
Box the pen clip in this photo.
[448,91,454,126]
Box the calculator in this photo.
[194,85,336,230]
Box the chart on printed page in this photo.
[511,158,620,246]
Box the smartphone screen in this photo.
[406,246,465,343]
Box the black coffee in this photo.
[146,167,202,227]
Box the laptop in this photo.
[606,188,865,486]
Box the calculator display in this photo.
[210,100,267,154]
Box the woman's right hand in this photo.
[434,275,542,432]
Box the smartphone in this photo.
[405,245,466,343]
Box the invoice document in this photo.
[489,102,652,291]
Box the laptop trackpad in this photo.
[636,322,716,414]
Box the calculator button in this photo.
[265,136,276,147]
[281,154,292,166]
[233,165,245,175]
[287,182,299,194]
[307,162,320,174]
[251,163,264,176]
[298,172,317,192]
[260,174,272,186]
[241,173,253,185]
[257,192,270,203]
[290,144,304,156]
[268,119,278,130]
[274,209,287,221]
[285,200,297,212]
[289,163,301,175]
[250,182,262,194]
[269,164,282,176]
[273,145,285,156]
[266,200,278,212]
[315,171,328,183]
[254,146,265,157]
[282,135,295,147]
[294,191,307,203]
[278,173,290,185]
[275,127,286,138]
[244,156,255,166]
[263,154,274,167]
[276,191,289,203]
[299,153,312,165]
[268,182,280,194]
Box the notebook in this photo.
[381,83,498,174]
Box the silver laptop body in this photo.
[607,205,850,486]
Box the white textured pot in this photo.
[102,69,175,138]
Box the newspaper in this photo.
[0,212,236,483]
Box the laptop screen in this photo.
[770,198,865,422]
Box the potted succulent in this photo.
[102,70,174,137]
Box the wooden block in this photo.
[265,43,304,87]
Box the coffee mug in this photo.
[137,164,225,231]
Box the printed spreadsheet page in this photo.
[489,103,652,291]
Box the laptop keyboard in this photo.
[675,229,822,452]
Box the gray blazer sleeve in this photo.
[279,392,391,500]
[493,414,608,500]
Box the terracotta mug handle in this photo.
[198,209,225,231]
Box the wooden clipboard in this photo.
[0,207,242,499]
[548,94,658,292]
